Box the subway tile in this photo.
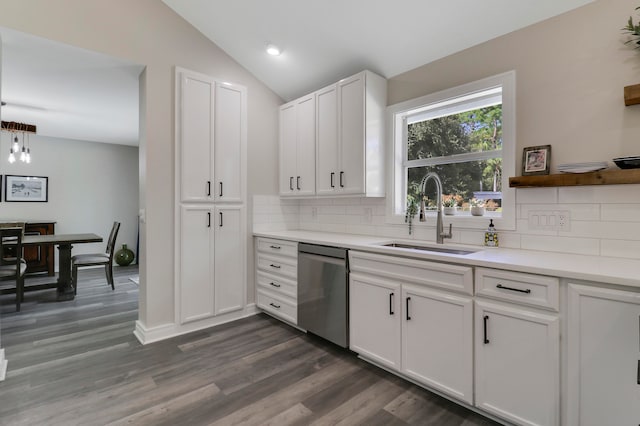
[459,230,486,247]
[319,205,346,215]
[518,203,600,221]
[600,239,640,260]
[558,185,640,204]
[520,235,599,256]
[515,219,559,236]
[601,204,640,222]
[516,187,558,204]
[558,220,640,240]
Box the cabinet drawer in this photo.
[257,289,297,324]
[256,237,297,258]
[257,271,297,300]
[256,253,297,280]
[475,268,559,311]
[349,251,473,295]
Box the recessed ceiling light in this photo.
[266,44,282,56]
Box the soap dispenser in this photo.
[484,219,499,247]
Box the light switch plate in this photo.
[528,210,570,231]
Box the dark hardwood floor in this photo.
[0,267,500,425]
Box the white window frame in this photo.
[386,71,516,231]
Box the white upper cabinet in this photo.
[316,70,387,197]
[279,70,386,198]
[177,69,246,203]
[279,93,316,197]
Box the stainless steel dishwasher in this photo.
[297,243,349,348]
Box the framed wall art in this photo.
[5,175,48,202]
[522,145,551,176]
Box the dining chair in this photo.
[0,227,27,311]
[71,222,120,295]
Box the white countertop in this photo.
[254,230,640,289]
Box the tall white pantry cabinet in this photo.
[175,67,247,325]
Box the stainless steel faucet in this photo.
[419,172,453,244]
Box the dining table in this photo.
[22,233,103,300]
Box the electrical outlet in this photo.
[528,210,570,231]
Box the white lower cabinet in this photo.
[179,205,244,324]
[349,273,401,370]
[254,237,298,324]
[349,251,473,404]
[402,284,473,404]
[475,299,559,426]
[566,283,640,426]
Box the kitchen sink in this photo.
[380,242,479,255]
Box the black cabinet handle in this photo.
[483,315,490,344]
[406,297,411,320]
[269,245,281,250]
[289,177,294,191]
[219,182,223,197]
[219,212,223,227]
[497,284,531,294]
[269,264,281,269]
[330,172,335,188]
[637,359,640,385]
[207,180,211,196]
[269,302,281,309]
[389,292,395,315]
[270,282,281,288]
[296,176,301,190]
[340,171,345,188]
[207,212,211,228]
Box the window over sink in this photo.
[387,71,516,230]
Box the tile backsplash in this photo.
[253,184,640,259]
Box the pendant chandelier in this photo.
[1,120,36,164]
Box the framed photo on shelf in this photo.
[522,145,551,176]
[5,175,48,202]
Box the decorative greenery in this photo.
[405,198,419,235]
[469,198,485,207]
[623,6,640,47]
[442,194,461,207]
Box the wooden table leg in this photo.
[56,243,75,301]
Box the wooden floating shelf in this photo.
[624,83,640,106]
[509,168,640,188]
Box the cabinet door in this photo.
[180,72,214,202]
[337,73,365,195]
[567,284,640,426]
[349,273,401,370]
[180,206,214,323]
[475,300,559,426]
[214,83,244,203]
[316,84,339,195]
[402,285,473,404]
[279,102,297,196]
[214,206,244,315]
[295,94,316,196]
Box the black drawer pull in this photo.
[497,284,531,294]
[297,176,301,190]
[270,282,281,288]
[269,264,281,269]
[269,245,281,250]
[330,172,335,188]
[483,315,490,344]
[219,182,223,197]
[207,180,211,196]
[406,297,411,320]
[289,176,294,191]
[389,292,394,315]
[637,359,639,385]
[269,302,281,309]
[219,212,223,227]
[339,171,345,188]
[207,212,211,228]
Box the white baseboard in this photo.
[134,303,258,345]
[0,349,7,381]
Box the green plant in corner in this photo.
[623,6,640,47]
[405,197,418,235]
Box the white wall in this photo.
[0,135,139,262]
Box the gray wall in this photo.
[0,0,282,330]
[0,135,139,262]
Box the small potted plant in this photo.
[442,195,459,215]
[469,198,486,216]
